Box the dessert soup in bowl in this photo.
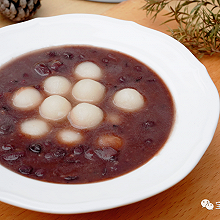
[0,14,218,213]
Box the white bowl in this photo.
[0,14,219,214]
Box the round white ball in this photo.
[40,95,72,121]
[43,76,71,95]
[72,79,105,103]
[12,87,43,110]
[106,113,122,125]
[57,129,83,144]
[113,88,144,111]
[69,103,104,129]
[74,61,102,80]
[97,135,123,150]
[21,119,50,137]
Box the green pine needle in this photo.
[142,0,220,56]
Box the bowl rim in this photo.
[0,14,219,214]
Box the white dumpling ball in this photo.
[40,95,71,121]
[69,103,104,129]
[97,135,123,150]
[72,79,105,103]
[21,119,50,138]
[74,61,102,80]
[113,88,144,112]
[12,87,43,110]
[57,129,83,144]
[43,76,71,95]
[106,113,122,125]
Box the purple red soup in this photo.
[0,45,174,183]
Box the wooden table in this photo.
[0,0,220,219]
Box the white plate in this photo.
[0,14,219,214]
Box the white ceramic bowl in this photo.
[0,14,219,214]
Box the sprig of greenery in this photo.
[142,0,220,56]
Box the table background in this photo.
[0,0,220,219]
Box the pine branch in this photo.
[142,0,220,56]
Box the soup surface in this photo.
[0,46,174,183]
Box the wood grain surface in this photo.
[0,0,220,219]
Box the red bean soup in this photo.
[0,46,175,184]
